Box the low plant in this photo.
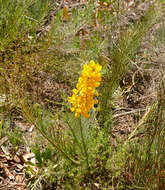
[0,0,164,189]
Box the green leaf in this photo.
[42,147,52,161]
[32,148,42,167]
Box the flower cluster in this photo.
[68,60,102,118]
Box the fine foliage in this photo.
[0,0,164,189]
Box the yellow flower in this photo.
[68,60,102,118]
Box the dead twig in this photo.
[113,108,146,118]
[0,136,8,146]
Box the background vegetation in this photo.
[0,0,164,189]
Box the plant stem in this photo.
[79,116,89,170]
[20,101,80,165]
[66,119,84,155]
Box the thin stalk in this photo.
[66,120,84,156]
[20,101,80,165]
[79,116,89,170]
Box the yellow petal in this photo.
[89,60,95,67]
[94,99,99,104]
[70,107,75,112]
[82,112,90,118]
[75,112,80,118]
[73,88,78,94]
[94,91,99,96]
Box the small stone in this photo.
[14,155,21,163]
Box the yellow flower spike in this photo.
[68,60,102,118]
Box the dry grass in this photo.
[0,0,165,189]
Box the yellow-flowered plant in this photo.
[68,60,102,118]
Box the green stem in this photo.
[66,120,84,155]
[20,101,80,165]
[79,116,89,170]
